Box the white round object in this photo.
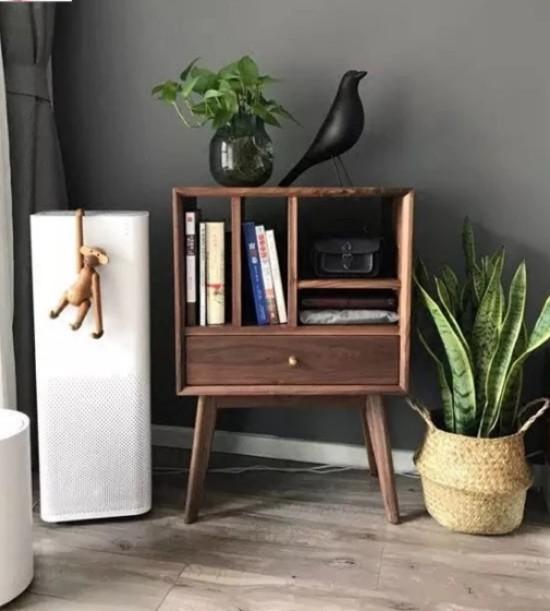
[0,410,33,605]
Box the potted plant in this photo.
[153,56,296,187]
[412,218,550,534]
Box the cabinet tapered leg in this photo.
[184,396,217,524]
[360,407,378,477]
[364,395,400,524]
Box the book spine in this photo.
[242,222,269,326]
[206,222,225,325]
[266,229,287,324]
[199,222,207,326]
[185,211,197,325]
[255,225,278,324]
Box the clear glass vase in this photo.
[209,114,273,187]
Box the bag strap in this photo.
[518,398,550,434]
[406,398,436,430]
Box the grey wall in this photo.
[53,0,550,451]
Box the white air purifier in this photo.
[31,211,151,522]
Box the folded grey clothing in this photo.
[299,309,399,325]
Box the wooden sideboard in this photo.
[172,187,414,524]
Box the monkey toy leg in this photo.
[91,272,104,339]
[50,295,69,319]
[71,300,91,331]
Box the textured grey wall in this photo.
[53,0,550,450]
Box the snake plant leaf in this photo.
[417,282,477,434]
[435,277,471,359]
[502,297,550,428]
[418,329,454,432]
[471,257,503,424]
[498,324,527,435]
[482,262,526,436]
[441,265,460,304]
[462,217,478,277]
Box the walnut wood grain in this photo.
[396,192,414,391]
[231,197,243,326]
[172,190,185,393]
[178,384,405,396]
[298,278,400,290]
[184,396,217,524]
[186,336,399,386]
[365,395,399,524]
[184,324,399,336]
[360,406,378,477]
[287,196,299,326]
[175,186,413,198]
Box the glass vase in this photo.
[209,114,273,187]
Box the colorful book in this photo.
[242,222,269,326]
[185,211,197,325]
[266,229,287,324]
[255,225,278,324]
[199,222,207,326]
[206,222,225,325]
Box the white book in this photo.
[206,222,225,325]
[266,229,287,324]
[185,211,197,325]
[199,222,207,326]
[255,225,278,324]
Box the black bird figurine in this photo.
[279,70,367,186]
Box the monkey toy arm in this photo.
[91,271,104,339]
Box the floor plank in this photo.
[4,448,549,611]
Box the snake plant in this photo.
[415,218,550,437]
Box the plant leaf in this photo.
[418,329,454,432]
[499,323,527,435]
[501,296,550,430]
[181,75,200,98]
[482,262,527,436]
[180,57,200,81]
[238,55,259,85]
[416,282,477,435]
[435,277,471,358]
[471,255,504,425]
[463,217,477,276]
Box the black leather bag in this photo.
[312,236,382,277]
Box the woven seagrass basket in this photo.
[411,401,549,535]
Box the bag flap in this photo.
[314,237,381,255]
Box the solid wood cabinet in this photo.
[172,187,414,525]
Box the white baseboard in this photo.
[152,425,416,474]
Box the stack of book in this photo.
[184,213,287,327]
[185,212,225,326]
[242,222,287,326]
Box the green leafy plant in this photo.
[152,55,296,129]
[415,218,550,438]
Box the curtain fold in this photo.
[0,32,16,411]
[0,4,67,424]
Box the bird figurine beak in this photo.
[356,71,367,80]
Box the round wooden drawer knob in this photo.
[288,355,298,368]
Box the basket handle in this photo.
[406,398,436,430]
[518,398,550,434]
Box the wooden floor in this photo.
[7,448,550,611]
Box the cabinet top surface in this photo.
[174,186,413,198]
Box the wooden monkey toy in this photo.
[49,209,109,339]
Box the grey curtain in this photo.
[0,4,67,432]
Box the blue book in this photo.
[242,222,269,325]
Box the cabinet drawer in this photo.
[186,336,399,386]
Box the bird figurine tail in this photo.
[279,158,313,187]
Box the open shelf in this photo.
[173,186,414,395]
[298,278,400,290]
